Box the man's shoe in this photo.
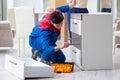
[40,58,51,65]
[32,49,39,60]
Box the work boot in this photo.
[32,49,39,60]
[40,58,51,65]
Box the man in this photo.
[29,0,76,65]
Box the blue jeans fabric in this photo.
[38,50,66,63]
[101,8,111,12]
[66,8,89,43]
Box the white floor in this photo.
[0,39,120,80]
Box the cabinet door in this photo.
[75,48,82,68]
[81,14,113,70]
[70,46,81,68]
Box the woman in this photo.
[66,0,89,42]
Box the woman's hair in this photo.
[50,11,64,24]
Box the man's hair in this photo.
[50,11,64,24]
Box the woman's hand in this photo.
[69,0,76,9]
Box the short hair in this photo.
[50,11,64,24]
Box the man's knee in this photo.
[60,55,66,63]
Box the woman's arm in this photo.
[68,0,76,9]
[56,0,76,13]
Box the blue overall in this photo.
[66,8,89,42]
[29,5,70,63]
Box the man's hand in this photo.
[54,42,70,52]
[60,42,70,49]
[64,42,70,48]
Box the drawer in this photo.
[5,55,54,79]
[70,46,76,62]
[70,46,81,68]
[71,19,81,35]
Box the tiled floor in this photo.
[0,39,120,80]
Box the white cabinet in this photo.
[70,13,113,70]
[5,55,54,79]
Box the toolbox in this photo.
[50,62,74,73]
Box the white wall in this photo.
[7,0,44,13]
[7,0,14,8]
[43,0,50,12]
[87,0,98,13]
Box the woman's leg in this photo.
[101,8,111,12]
[66,8,77,43]
[66,8,88,43]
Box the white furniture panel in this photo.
[14,6,35,56]
[14,6,35,38]
[71,19,81,35]
[70,46,81,68]
[71,13,113,70]
[5,55,54,79]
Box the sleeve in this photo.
[42,40,55,55]
[55,5,70,13]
